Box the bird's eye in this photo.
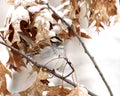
[50,36,63,47]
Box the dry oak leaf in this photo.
[81,32,91,39]
[20,20,37,41]
[8,24,14,42]
[0,61,12,95]
[67,86,88,96]
[46,86,71,96]
[69,0,80,18]
[7,42,26,72]
[89,0,117,31]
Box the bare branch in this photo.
[47,4,113,96]
[0,41,97,96]
[0,41,74,85]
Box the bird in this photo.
[18,31,66,70]
[32,35,66,69]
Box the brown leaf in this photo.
[0,61,11,95]
[68,18,81,38]
[104,0,117,16]
[20,20,37,41]
[67,86,88,96]
[34,22,50,47]
[88,0,117,31]
[20,20,29,32]
[70,0,80,16]
[8,24,14,42]
[46,86,71,96]
[30,26,37,40]
[81,32,91,39]
[40,80,49,85]
[7,51,14,69]
[28,12,34,23]
[49,21,53,30]
[12,42,26,70]
[69,0,80,18]
[68,27,74,37]
[73,19,81,33]
[58,30,70,40]
[7,42,26,71]
[52,13,59,22]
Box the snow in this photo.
[11,6,29,23]
[0,0,120,96]
[65,21,120,96]
[6,64,37,94]
[27,5,48,14]
[0,38,9,65]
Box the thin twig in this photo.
[47,4,113,96]
[0,41,74,85]
[0,41,97,96]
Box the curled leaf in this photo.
[81,32,91,39]
[46,86,71,96]
[0,61,11,95]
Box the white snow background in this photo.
[0,0,120,96]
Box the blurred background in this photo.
[0,0,120,96]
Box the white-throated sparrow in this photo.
[32,35,65,69]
